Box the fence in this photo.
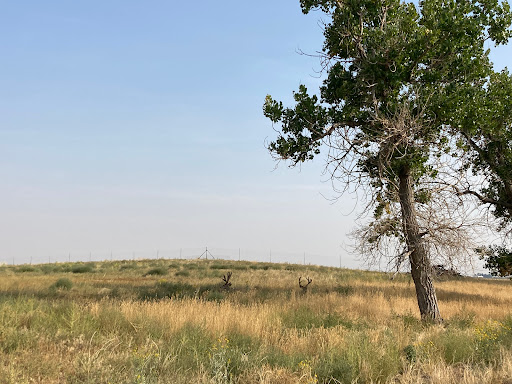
[4,247,342,268]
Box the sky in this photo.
[1,1,511,268]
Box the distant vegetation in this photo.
[0,258,510,383]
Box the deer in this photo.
[298,276,312,293]
[221,272,232,289]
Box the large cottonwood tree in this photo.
[455,70,512,228]
[264,0,511,322]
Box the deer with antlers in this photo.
[221,272,232,289]
[298,276,312,293]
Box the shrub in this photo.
[71,264,94,274]
[139,282,196,300]
[144,267,168,276]
[175,270,190,277]
[17,265,37,273]
[40,265,56,274]
[119,263,137,271]
[403,344,417,363]
[210,264,231,270]
[52,278,73,290]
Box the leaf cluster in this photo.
[476,245,512,276]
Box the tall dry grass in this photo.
[0,260,510,383]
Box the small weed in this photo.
[403,344,416,363]
[209,337,232,383]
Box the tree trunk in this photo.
[398,165,443,323]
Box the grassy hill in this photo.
[0,259,511,383]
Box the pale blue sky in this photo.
[0,1,510,267]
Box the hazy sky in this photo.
[1,1,510,267]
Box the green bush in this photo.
[210,264,231,270]
[119,263,137,271]
[51,278,73,290]
[144,267,168,276]
[403,344,417,363]
[40,265,56,274]
[16,265,37,273]
[139,282,196,300]
[175,270,190,277]
[71,264,94,273]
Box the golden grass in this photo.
[0,260,511,383]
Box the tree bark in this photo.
[398,165,443,323]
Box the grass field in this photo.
[0,259,511,383]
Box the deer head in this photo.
[299,276,312,292]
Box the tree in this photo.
[454,70,512,230]
[263,0,511,322]
[477,245,512,277]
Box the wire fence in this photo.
[4,247,340,268]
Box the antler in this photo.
[299,276,312,292]
[222,272,232,289]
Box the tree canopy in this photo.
[477,245,512,277]
[264,0,512,321]
[456,70,512,228]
